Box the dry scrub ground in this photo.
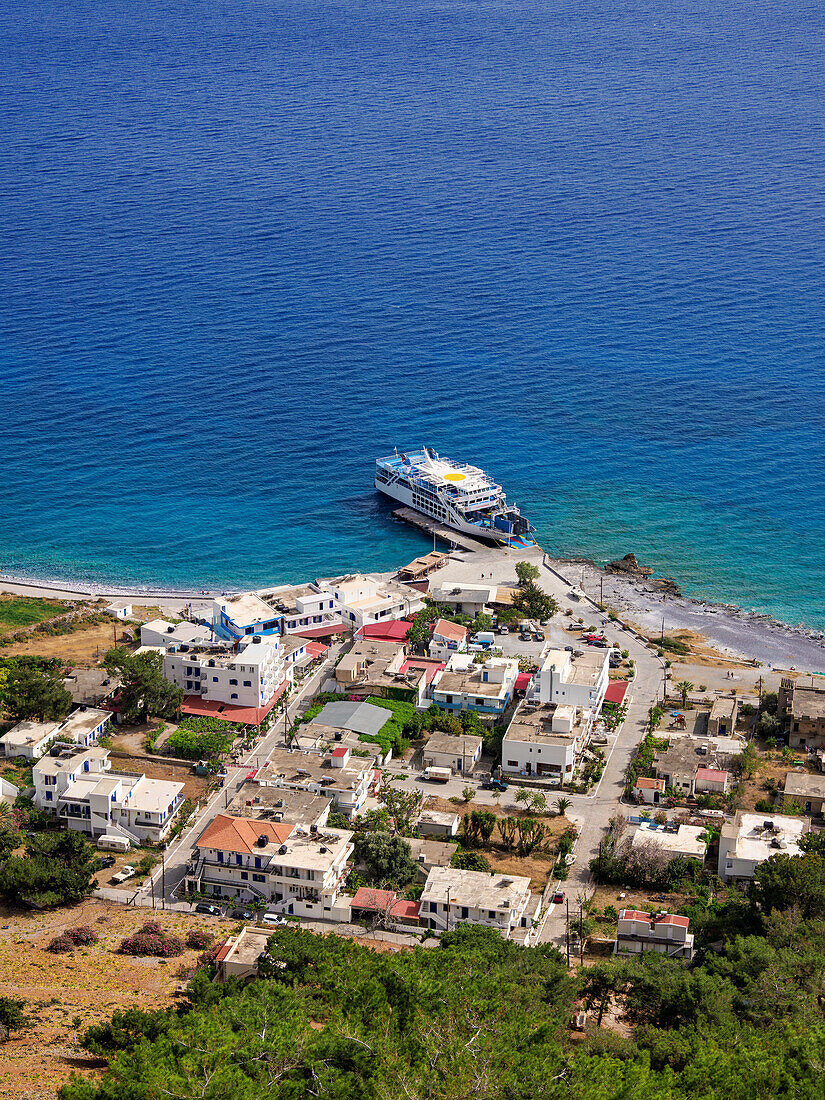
[0,899,237,1100]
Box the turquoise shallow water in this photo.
[1,1,824,625]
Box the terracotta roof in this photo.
[360,620,413,641]
[181,680,288,725]
[351,887,396,911]
[604,681,629,704]
[390,899,421,920]
[432,618,468,643]
[634,777,666,789]
[655,914,690,927]
[306,641,329,658]
[695,767,728,782]
[331,747,349,758]
[619,908,689,928]
[195,813,293,855]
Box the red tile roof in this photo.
[695,767,728,782]
[390,899,421,921]
[181,680,288,725]
[306,641,329,658]
[604,681,629,704]
[399,658,445,685]
[360,620,413,641]
[331,747,349,758]
[619,908,689,928]
[351,887,397,911]
[634,777,666,789]
[514,672,533,692]
[432,618,468,643]
[655,914,690,927]
[195,813,293,855]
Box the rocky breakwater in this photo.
[606,553,682,597]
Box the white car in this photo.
[111,864,137,884]
[260,912,287,926]
[564,854,577,866]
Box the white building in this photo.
[140,619,214,648]
[502,701,587,780]
[718,812,806,883]
[431,654,519,716]
[163,635,287,710]
[422,732,483,774]
[258,583,342,636]
[322,573,423,630]
[428,618,468,662]
[33,746,184,844]
[213,592,284,642]
[1,708,110,762]
[430,584,497,617]
[419,866,538,937]
[189,813,354,920]
[415,810,461,837]
[527,648,609,711]
[260,747,377,818]
[631,822,708,862]
[632,777,667,805]
[615,909,694,959]
[105,604,132,620]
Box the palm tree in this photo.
[676,680,694,708]
[555,797,572,817]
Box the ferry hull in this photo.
[375,477,532,545]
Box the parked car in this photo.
[588,639,607,648]
[261,912,287,926]
[498,625,510,635]
[519,631,531,641]
[194,902,222,916]
[96,855,116,869]
[564,854,577,866]
[552,891,566,904]
[111,864,137,884]
[483,778,509,792]
[564,645,574,652]
[534,631,545,642]
[232,907,254,920]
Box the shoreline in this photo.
[3,545,825,674]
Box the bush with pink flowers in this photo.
[119,921,184,958]
[185,928,214,950]
[47,926,100,953]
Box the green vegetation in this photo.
[2,662,72,722]
[0,595,67,634]
[166,718,235,760]
[451,849,490,871]
[514,560,540,585]
[512,581,557,622]
[103,647,183,723]
[0,830,98,908]
[657,634,691,656]
[0,995,29,1036]
[353,830,416,888]
[675,679,694,707]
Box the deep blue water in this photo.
[1,1,824,625]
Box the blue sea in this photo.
[1,1,824,626]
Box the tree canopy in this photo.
[514,560,540,585]
[354,830,417,888]
[103,647,183,723]
[512,581,557,622]
[3,663,72,722]
[0,829,98,908]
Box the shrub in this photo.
[754,798,773,813]
[186,928,214,950]
[48,925,100,953]
[120,921,184,957]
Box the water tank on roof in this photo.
[256,834,269,847]
[252,636,262,644]
[310,824,318,835]
[278,844,288,854]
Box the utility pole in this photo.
[446,886,451,933]
[600,574,604,606]
[579,904,584,963]
[660,616,665,646]
[161,849,166,911]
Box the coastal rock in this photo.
[648,577,683,598]
[606,553,654,578]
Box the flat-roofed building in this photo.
[707,696,739,738]
[431,654,519,716]
[429,584,496,617]
[321,573,424,630]
[213,592,284,641]
[419,866,537,938]
[33,746,183,844]
[163,635,287,711]
[718,812,806,882]
[422,732,483,775]
[631,822,708,862]
[260,747,377,818]
[62,669,121,707]
[227,783,332,828]
[189,813,354,920]
[415,810,460,837]
[526,648,609,711]
[501,701,589,779]
[140,619,214,648]
[1,707,110,761]
[779,679,825,750]
[615,909,694,959]
[781,772,825,816]
[216,926,273,981]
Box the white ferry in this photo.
[375,447,535,545]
